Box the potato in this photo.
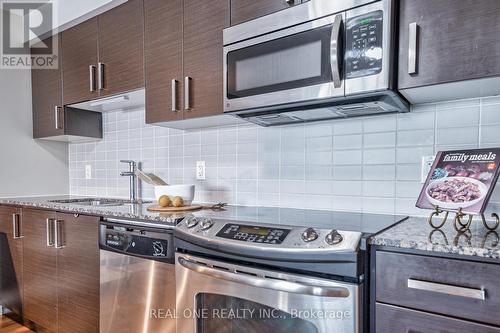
[172,196,184,207]
[158,195,172,207]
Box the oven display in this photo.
[216,224,291,244]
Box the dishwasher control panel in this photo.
[100,223,174,259]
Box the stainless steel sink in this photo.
[49,198,152,207]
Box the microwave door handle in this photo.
[330,13,343,88]
[178,256,350,298]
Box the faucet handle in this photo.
[120,160,136,165]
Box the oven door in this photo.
[223,12,345,113]
[176,254,360,333]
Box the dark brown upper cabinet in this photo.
[183,0,229,119]
[32,35,102,141]
[144,0,184,124]
[230,0,302,26]
[98,0,145,97]
[32,35,64,138]
[61,18,99,105]
[61,0,144,105]
[398,0,500,90]
[144,0,229,124]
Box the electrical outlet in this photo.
[196,161,206,180]
[85,165,92,180]
[421,155,435,183]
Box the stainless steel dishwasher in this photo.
[99,218,176,333]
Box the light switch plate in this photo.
[196,161,206,180]
[421,155,435,183]
[85,165,92,180]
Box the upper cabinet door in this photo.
[32,35,64,138]
[230,0,300,26]
[398,0,500,90]
[98,0,145,97]
[144,0,184,124]
[62,18,99,105]
[183,0,229,119]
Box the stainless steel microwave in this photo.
[223,0,409,126]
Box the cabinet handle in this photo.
[54,219,65,249]
[408,22,419,74]
[46,218,55,247]
[89,65,96,92]
[98,62,105,90]
[54,106,62,130]
[184,76,192,111]
[12,214,21,239]
[407,278,485,300]
[171,79,178,112]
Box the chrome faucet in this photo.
[120,160,138,203]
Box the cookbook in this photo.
[416,148,500,215]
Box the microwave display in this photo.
[345,10,383,79]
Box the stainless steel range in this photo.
[174,212,407,333]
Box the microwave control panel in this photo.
[345,10,383,79]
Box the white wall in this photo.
[0,69,68,197]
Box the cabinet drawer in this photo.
[376,251,500,326]
[376,303,500,333]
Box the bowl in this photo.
[154,185,195,205]
[425,176,487,210]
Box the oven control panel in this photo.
[345,10,383,79]
[215,224,291,244]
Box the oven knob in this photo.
[199,218,214,230]
[325,230,343,245]
[185,216,198,228]
[301,228,318,242]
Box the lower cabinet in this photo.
[377,303,500,333]
[0,206,23,318]
[374,250,500,332]
[22,209,100,333]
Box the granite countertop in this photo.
[0,195,405,233]
[370,215,500,259]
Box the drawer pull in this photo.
[408,279,485,300]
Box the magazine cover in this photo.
[416,148,500,215]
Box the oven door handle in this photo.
[178,257,350,298]
[330,13,343,89]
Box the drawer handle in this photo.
[408,278,485,300]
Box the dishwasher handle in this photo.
[178,256,350,298]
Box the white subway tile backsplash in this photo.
[333,134,363,150]
[69,95,500,215]
[436,107,480,128]
[397,129,434,147]
[480,124,500,144]
[436,127,478,145]
[363,148,396,165]
[363,132,396,148]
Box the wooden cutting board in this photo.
[147,204,203,212]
